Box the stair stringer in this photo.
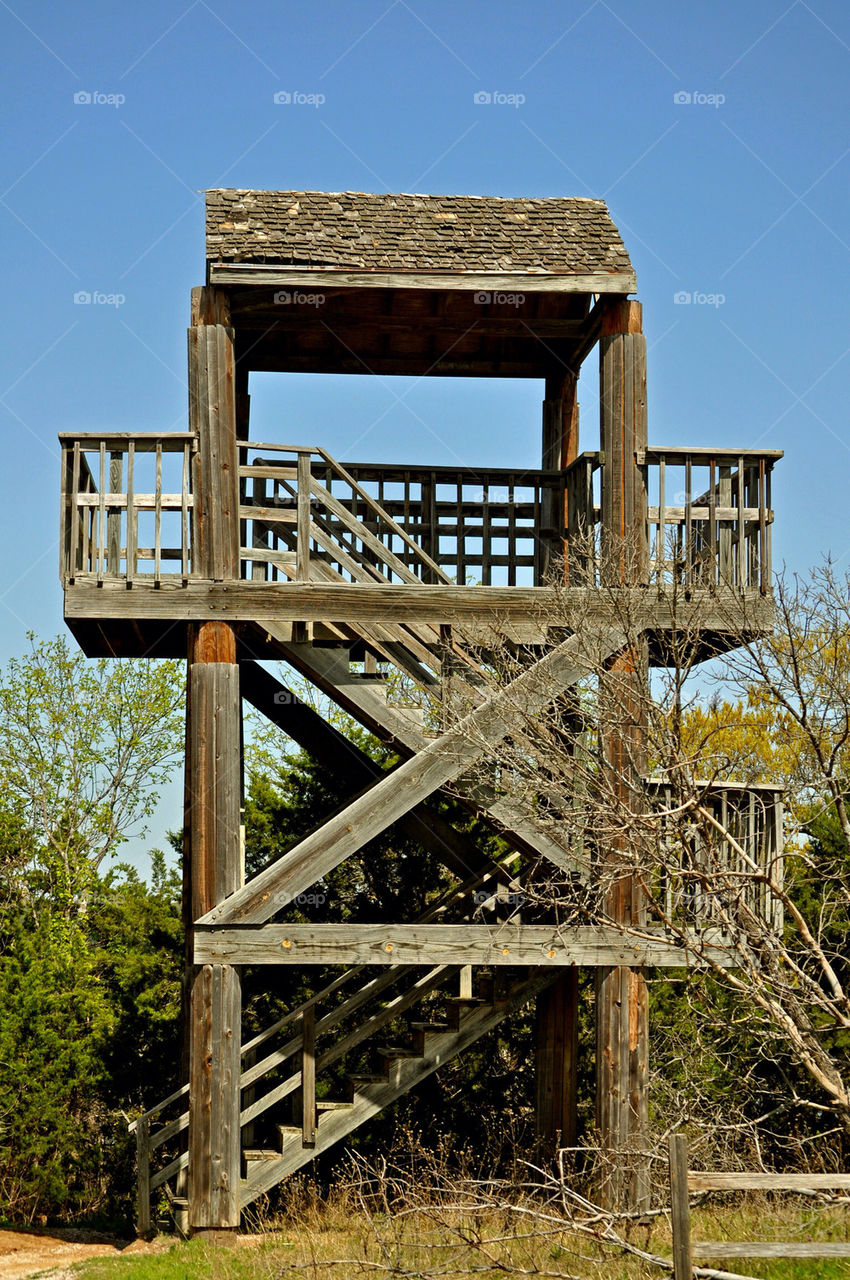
[240,966,560,1208]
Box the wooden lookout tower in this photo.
[59,189,783,1234]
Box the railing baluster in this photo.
[657,456,666,585]
[684,456,692,586]
[737,455,745,588]
[708,458,716,589]
[107,451,122,575]
[719,465,732,586]
[154,443,163,584]
[482,482,492,586]
[69,443,81,580]
[97,442,106,584]
[456,473,464,586]
[127,443,136,584]
[181,442,189,582]
[297,453,312,581]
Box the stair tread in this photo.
[377,1045,420,1057]
[244,1148,280,1160]
[317,1099,354,1111]
[409,1020,450,1032]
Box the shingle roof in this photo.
[206,189,633,276]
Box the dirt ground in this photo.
[0,1227,156,1279]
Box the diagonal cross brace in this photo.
[240,660,517,891]
[200,626,624,926]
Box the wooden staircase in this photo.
[132,954,559,1221]
[238,966,556,1207]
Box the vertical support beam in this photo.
[185,285,244,1236]
[535,968,579,1150]
[596,298,650,1212]
[535,368,581,1149]
[542,370,579,472]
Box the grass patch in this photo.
[70,1199,850,1280]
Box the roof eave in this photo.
[207,262,637,295]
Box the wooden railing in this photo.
[238,442,452,588]
[60,433,195,582]
[562,779,784,931]
[129,955,465,1232]
[60,436,780,594]
[565,448,781,591]
[647,779,784,933]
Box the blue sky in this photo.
[1,0,848,864]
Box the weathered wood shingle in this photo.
[206,189,632,276]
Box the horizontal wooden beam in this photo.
[64,580,775,634]
[688,1172,850,1192]
[691,1243,850,1260]
[198,626,624,926]
[194,923,732,968]
[233,315,595,338]
[233,349,555,379]
[211,264,637,294]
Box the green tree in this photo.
[0,634,183,915]
[0,636,186,1225]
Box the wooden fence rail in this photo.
[668,1134,850,1279]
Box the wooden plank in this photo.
[692,1242,850,1259]
[210,264,637,294]
[194,923,733,968]
[300,1006,316,1147]
[688,1172,850,1192]
[62,579,776,631]
[669,1135,693,1280]
[199,627,623,927]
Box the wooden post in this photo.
[185,285,244,1236]
[535,369,581,1153]
[136,1114,152,1238]
[596,299,650,1212]
[301,1005,316,1147]
[669,1134,693,1280]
